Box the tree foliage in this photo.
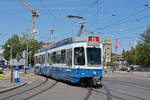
[2,33,41,65]
[124,26,150,67]
[2,34,22,60]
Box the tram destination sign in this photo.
[88,36,100,46]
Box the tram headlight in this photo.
[93,71,96,75]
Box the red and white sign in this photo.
[88,36,100,46]
[88,36,99,42]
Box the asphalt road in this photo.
[0,72,150,100]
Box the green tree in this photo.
[19,33,41,65]
[2,34,22,61]
[106,61,117,67]
[136,26,150,67]
[2,33,41,65]
[124,48,135,65]
[124,26,150,67]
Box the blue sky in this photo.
[0,0,150,54]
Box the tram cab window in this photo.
[74,47,85,65]
[87,48,101,65]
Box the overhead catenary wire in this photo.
[63,0,101,37]
[41,0,101,38]
[97,16,150,39]
[85,3,150,35]
[56,0,100,32]
[105,25,149,35]
[77,0,100,15]
[39,0,56,28]
[94,7,149,32]
[84,0,101,34]
[91,3,150,33]
[96,0,100,17]
[136,14,150,21]
[39,0,56,18]
[113,35,139,40]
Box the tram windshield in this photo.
[87,48,101,65]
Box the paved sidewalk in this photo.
[0,68,40,93]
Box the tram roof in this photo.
[36,36,100,54]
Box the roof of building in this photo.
[104,39,111,44]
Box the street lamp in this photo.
[7,44,13,62]
[29,51,32,66]
[7,43,13,83]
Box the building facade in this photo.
[103,39,112,63]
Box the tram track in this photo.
[103,78,150,91]
[82,81,148,100]
[107,88,147,100]
[101,78,149,100]
[0,78,57,100]
[24,81,57,100]
[84,85,114,100]
[84,88,92,100]
[89,87,126,100]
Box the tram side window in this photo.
[43,54,46,64]
[56,51,61,63]
[48,53,53,65]
[34,56,38,64]
[53,52,56,64]
[41,54,45,64]
[66,49,72,66]
[36,56,39,64]
[61,50,66,64]
[74,47,85,65]
[38,56,40,64]
[39,55,42,64]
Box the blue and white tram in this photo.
[34,36,103,86]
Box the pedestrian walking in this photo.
[127,66,130,72]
